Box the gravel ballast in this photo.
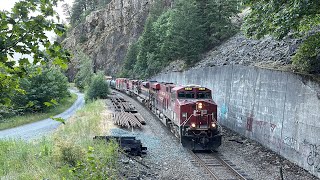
[105,91,318,180]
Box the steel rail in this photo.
[189,150,219,180]
[211,152,247,180]
[190,150,247,180]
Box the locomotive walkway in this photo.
[0,89,85,140]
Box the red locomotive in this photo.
[111,78,222,151]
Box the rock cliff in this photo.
[64,0,160,80]
[64,0,302,79]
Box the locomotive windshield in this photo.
[197,92,211,99]
[178,92,195,99]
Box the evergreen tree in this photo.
[134,16,158,78]
[170,0,207,63]
[196,0,239,47]
[120,42,139,78]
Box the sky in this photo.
[0,0,74,21]
[1,0,74,61]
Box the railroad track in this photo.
[190,150,251,180]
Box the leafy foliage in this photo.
[121,0,239,78]
[0,0,70,110]
[85,72,110,102]
[69,144,118,179]
[242,0,320,73]
[74,51,94,91]
[11,67,69,113]
[293,32,320,73]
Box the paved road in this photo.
[0,89,85,140]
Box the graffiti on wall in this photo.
[283,136,299,151]
[304,140,320,172]
[246,114,277,132]
[246,114,253,131]
[219,104,228,121]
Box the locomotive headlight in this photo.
[211,123,216,128]
[191,123,196,128]
[198,103,203,109]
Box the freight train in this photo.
[107,78,222,151]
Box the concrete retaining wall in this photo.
[154,65,320,178]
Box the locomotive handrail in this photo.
[181,114,195,127]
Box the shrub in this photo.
[11,67,69,113]
[85,72,110,102]
[292,32,320,74]
[69,143,118,179]
[52,140,86,167]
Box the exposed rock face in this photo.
[64,0,160,80]
[162,32,302,74]
[195,33,302,71]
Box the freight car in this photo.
[112,78,222,151]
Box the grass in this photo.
[0,100,119,179]
[0,93,78,130]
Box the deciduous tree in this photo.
[242,0,320,73]
[0,0,70,109]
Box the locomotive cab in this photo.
[173,86,221,150]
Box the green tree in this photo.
[199,0,239,47]
[0,0,70,109]
[242,0,320,73]
[85,72,110,102]
[292,32,320,73]
[74,51,94,91]
[12,67,69,113]
[120,42,139,78]
[170,0,208,63]
[134,16,158,78]
[121,0,239,78]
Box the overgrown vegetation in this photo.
[0,0,70,112]
[13,67,70,113]
[74,51,94,91]
[0,66,70,122]
[120,0,240,78]
[0,100,119,179]
[85,72,110,102]
[242,0,320,73]
[72,49,110,102]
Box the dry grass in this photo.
[100,107,117,135]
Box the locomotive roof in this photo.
[172,86,184,91]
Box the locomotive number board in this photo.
[184,87,193,91]
[198,87,206,91]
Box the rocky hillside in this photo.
[64,0,303,79]
[163,33,302,73]
[195,33,301,70]
[64,0,174,79]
